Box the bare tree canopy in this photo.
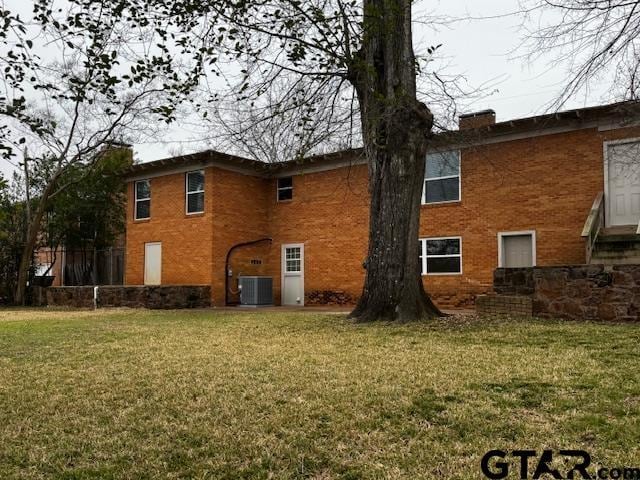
[521,0,640,106]
[204,76,358,163]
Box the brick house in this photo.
[123,101,640,309]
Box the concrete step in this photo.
[598,225,640,243]
[591,249,640,264]
[589,255,640,265]
[594,242,640,254]
[589,225,640,265]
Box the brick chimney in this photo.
[458,109,496,130]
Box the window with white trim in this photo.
[420,237,462,275]
[186,170,205,214]
[423,151,460,204]
[285,246,301,272]
[277,177,293,201]
[134,179,151,220]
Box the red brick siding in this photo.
[124,126,640,308]
[266,165,370,305]
[125,169,214,286]
[210,168,271,304]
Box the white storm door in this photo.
[607,141,640,226]
[282,244,304,306]
[144,242,162,285]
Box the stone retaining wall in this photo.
[46,286,95,308]
[492,265,640,321]
[45,285,211,309]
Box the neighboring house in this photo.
[34,242,126,287]
[34,247,63,285]
[123,101,640,308]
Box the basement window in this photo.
[186,170,205,214]
[420,237,462,275]
[134,179,151,220]
[277,177,293,201]
[423,151,460,204]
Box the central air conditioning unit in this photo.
[238,276,273,307]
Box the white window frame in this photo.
[284,245,303,273]
[422,151,461,205]
[277,176,293,202]
[134,179,151,220]
[497,230,537,268]
[420,236,463,276]
[185,170,205,215]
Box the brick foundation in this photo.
[476,294,533,316]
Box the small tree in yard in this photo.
[39,148,130,282]
[48,0,451,321]
[0,4,193,304]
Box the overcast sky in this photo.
[1,0,613,176]
[134,0,610,162]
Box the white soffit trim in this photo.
[125,159,265,182]
[273,157,367,177]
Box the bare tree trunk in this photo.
[23,150,31,226]
[14,177,58,305]
[349,0,443,322]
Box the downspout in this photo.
[224,237,272,306]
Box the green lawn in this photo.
[0,309,639,479]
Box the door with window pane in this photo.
[282,244,304,305]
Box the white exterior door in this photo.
[607,141,640,226]
[144,242,162,285]
[282,244,304,306]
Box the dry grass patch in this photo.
[0,309,639,479]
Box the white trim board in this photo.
[125,159,265,182]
